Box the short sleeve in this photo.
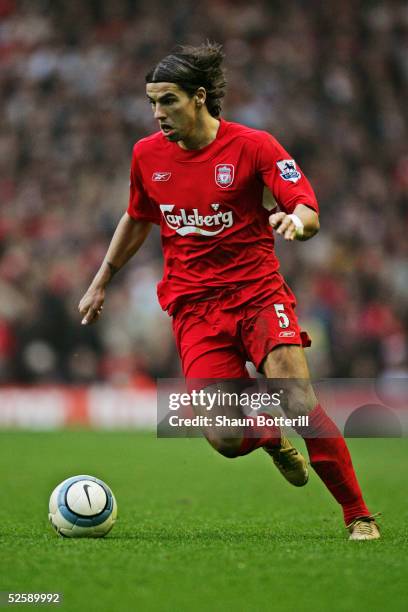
[127,146,161,224]
[257,134,319,215]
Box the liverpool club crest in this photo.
[215,164,234,188]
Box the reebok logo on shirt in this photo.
[159,204,234,236]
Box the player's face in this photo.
[146,82,200,142]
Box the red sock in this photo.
[237,413,281,456]
[296,404,370,524]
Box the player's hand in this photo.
[78,287,105,325]
[269,212,297,241]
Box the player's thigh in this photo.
[242,293,316,416]
[242,293,310,373]
[262,345,318,416]
[185,347,249,380]
[173,301,249,379]
[187,350,250,445]
[179,331,249,454]
[263,344,310,378]
[173,302,250,454]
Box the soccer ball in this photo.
[48,475,117,538]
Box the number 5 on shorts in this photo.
[274,303,290,328]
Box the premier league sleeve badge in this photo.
[276,159,301,183]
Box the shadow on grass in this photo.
[108,527,340,543]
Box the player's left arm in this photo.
[256,133,320,241]
[269,204,320,241]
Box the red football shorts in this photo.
[172,279,311,378]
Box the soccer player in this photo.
[79,43,379,540]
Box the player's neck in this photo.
[178,115,220,151]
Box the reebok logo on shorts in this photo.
[152,171,171,181]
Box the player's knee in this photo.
[211,438,242,459]
[282,385,317,418]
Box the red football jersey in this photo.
[127,118,318,314]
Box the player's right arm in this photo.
[78,214,152,325]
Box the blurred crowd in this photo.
[0,0,407,384]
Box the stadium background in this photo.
[1,0,407,389]
[1,3,408,611]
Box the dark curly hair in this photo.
[145,42,227,118]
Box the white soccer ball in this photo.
[48,475,117,538]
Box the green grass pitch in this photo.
[0,431,407,612]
